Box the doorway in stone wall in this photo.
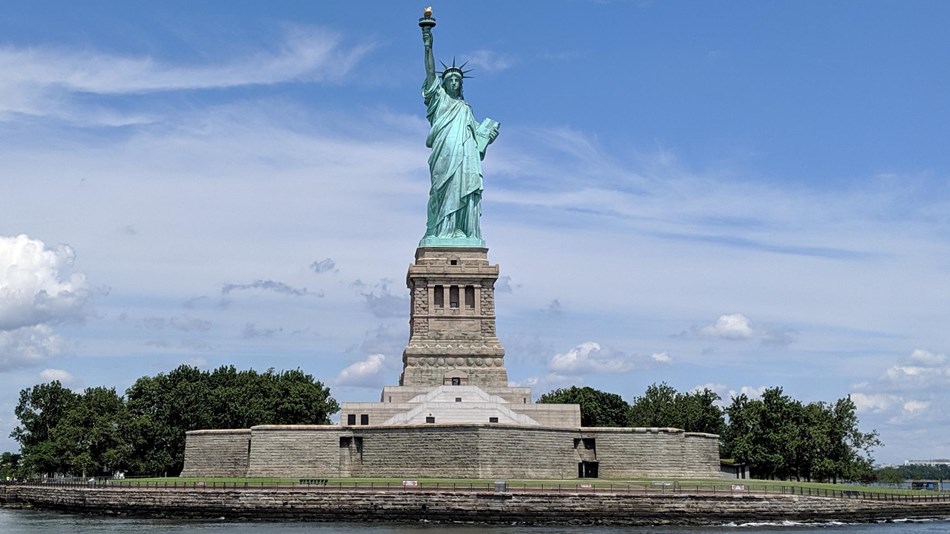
[578,461,599,478]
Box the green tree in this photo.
[627,383,725,434]
[537,386,629,427]
[627,382,679,428]
[876,466,904,486]
[125,365,338,476]
[0,452,21,480]
[722,388,881,482]
[54,387,132,478]
[680,388,727,435]
[826,396,881,483]
[11,381,79,476]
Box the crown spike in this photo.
[439,56,473,80]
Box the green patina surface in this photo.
[418,8,498,248]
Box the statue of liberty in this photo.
[418,8,499,247]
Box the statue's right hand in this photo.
[422,30,432,48]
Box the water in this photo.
[2,508,949,534]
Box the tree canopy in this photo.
[536,382,880,483]
[537,385,628,427]
[10,365,338,478]
[627,382,725,435]
[721,387,880,482]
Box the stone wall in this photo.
[179,429,250,478]
[245,426,342,478]
[594,428,720,479]
[184,424,720,480]
[5,484,950,524]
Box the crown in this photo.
[440,58,473,80]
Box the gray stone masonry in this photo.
[7,485,950,524]
[184,424,719,480]
[179,429,250,478]
[402,247,507,387]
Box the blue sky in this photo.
[2,1,949,466]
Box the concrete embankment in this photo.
[3,484,950,525]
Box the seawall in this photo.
[3,485,950,525]
[183,424,722,479]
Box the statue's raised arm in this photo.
[417,7,500,248]
[421,7,436,86]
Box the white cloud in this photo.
[462,50,515,73]
[728,385,767,400]
[335,354,387,388]
[850,392,898,413]
[902,400,930,415]
[0,325,66,371]
[850,349,950,429]
[0,234,93,331]
[701,313,754,340]
[39,368,76,386]
[698,313,794,346]
[509,373,575,394]
[0,27,372,121]
[688,383,730,407]
[549,341,634,375]
[651,351,672,363]
[0,234,96,371]
[876,349,950,390]
[908,348,946,366]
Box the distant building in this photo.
[904,459,950,467]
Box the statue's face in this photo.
[443,75,462,98]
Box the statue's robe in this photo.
[423,78,484,240]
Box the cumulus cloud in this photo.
[0,234,96,371]
[690,383,730,406]
[902,400,930,414]
[651,351,672,363]
[549,341,636,375]
[335,353,387,388]
[509,373,576,394]
[728,385,768,400]
[310,258,336,274]
[701,313,755,340]
[850,392,898,413]
[39,368,76,386]
[0,234,93,331]
[699,313,795,346]
[850,348,950,424]
[0,325,66,371]
[908,348,946,366]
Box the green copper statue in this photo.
[418,7,499,248]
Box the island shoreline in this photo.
[3,485,950,525]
